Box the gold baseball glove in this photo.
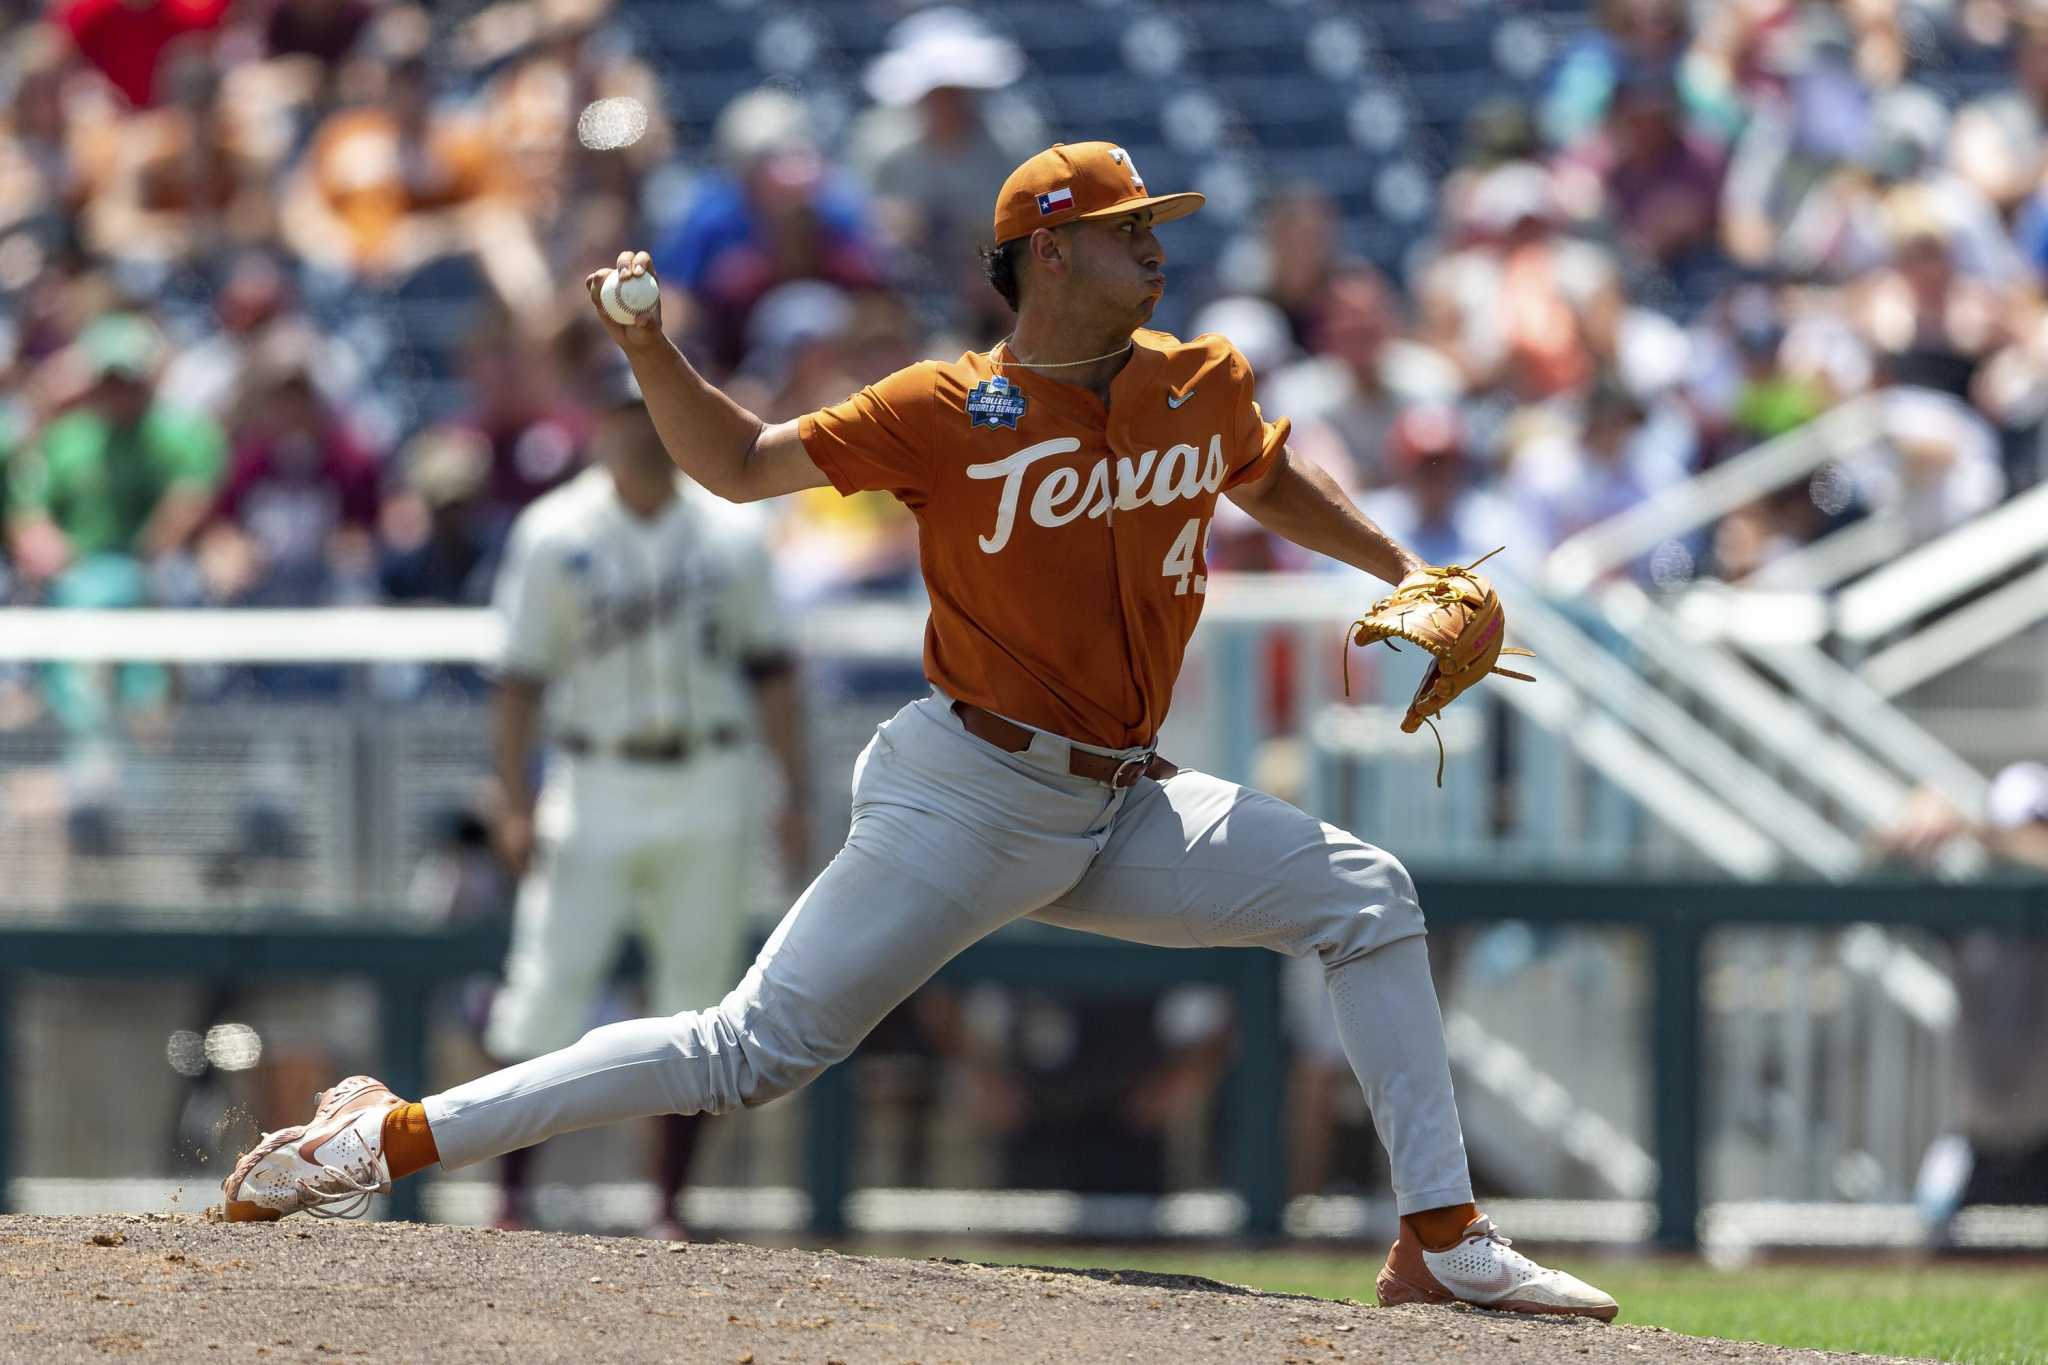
[1343,548,1535,785]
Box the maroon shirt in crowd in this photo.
[215,423,380,586]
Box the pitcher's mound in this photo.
[2,1214,1917,1363]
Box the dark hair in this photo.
[979,238,1024,312]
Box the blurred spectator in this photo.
[0,24,121,247]
[1225,185,1359,352]
[727,279,859,420]
[1509,376,1683,564]
[1194,295,1307,572]
[6,313,223,592]
[378,422,499,605]
[264,0,377,70]
[5,312,223,736]
[1718,10,1887,276]
[204,327,381,606]
[452,317,588,533]
[1555,62,1725,278]
[656,87,883,370]
[850,6,1040,298]
[1860,385,2007,543]
[746,284,923,605]
[1746,82,2004,291]
[1712,383,2003,581]
[1543,0,1743,152]
[1267,270,1462,491]
[281,46,481,272]
[1358,406,1538,576]
[1459,98,1544,176]
[155,252,366,421]
[1949,12,2048,216]
[83,45,283,266]
[54,0,231,109]
[1853,191,2010,399]
[1708,492,1809,581]
[1715,284,1833,449]
[1692,0,1813,107]
[1882,763,2048,1228]
[1188,294,1296,384]
[469,0,674,270]
[1419,162,1620,402]
[281,42,545,305]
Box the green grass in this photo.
[866,1244,2048,1364]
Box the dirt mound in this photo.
[1,1214,1918,1363]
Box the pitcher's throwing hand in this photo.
[584,250,663,344]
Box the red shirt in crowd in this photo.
[56,0,231,107]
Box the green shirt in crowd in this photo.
[9,405,225,558]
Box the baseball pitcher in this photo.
[226,143,1616,1320]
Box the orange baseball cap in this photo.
[992,141,1204,245]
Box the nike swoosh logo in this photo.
[1166,389,1195,409]
[1425,1259,1521,1299]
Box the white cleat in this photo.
[1376,1215,1619,1321]
[220,1075,402,1222]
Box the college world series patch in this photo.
[965,375,1027,430]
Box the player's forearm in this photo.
[1228,447,1422,586]
[618,331,771,501]
[748,665,808,808]
[492,677,546,813]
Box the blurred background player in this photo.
[482,353,805,1238]
[1882,760,2048,1239]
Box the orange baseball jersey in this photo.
[798,328,1289,749]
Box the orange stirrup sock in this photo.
[1403,1202,1481,1253]
[381,1103,440,1180]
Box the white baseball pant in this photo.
[426,690,1473,1215]
[484,750,759,1062]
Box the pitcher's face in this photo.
[1050,210,1166,327]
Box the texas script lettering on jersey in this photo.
[966,435,1227,554]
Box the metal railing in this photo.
[1526,394,2048,1208]
[1545,395,1887,595]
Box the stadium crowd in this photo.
[4,0,2048,658]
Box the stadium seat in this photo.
[1006,3,1132,76]
[1176,0,1318,78]
[1211,75,1350,150]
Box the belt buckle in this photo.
[1110,755,1149,789]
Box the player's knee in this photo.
[737,1055,828,1109]
[710,999,835,1109]
[1371,846,1423,930]
[1320,840,1425,961]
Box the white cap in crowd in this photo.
[864,7,1023,107]
[1987,762,2048,831]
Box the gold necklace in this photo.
[992,336,1135,369]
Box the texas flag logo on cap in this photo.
[1036,186,1074,216]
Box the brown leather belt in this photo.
[557,727,743,764]
[951,701,1175,788]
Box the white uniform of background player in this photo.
[485,360,804,1235]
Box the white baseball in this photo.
[600,268,660,326]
